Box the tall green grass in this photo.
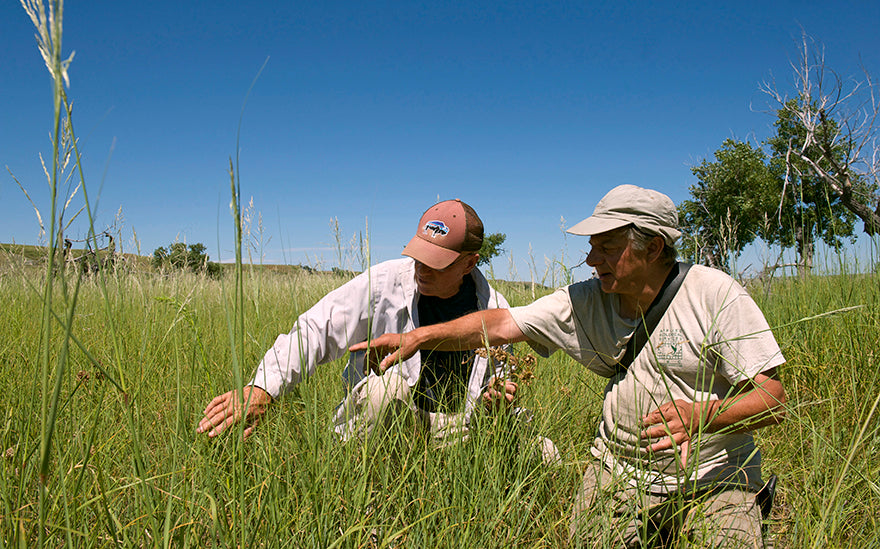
[750,272,880,547]
[3,264,878,547]
[5,1,880,546]
[0,269,583,547]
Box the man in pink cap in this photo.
[198,199,518,441]
[355,185,787,547]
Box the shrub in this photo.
[152,242,221,277]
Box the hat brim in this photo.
[567,214,682,245]
[402,235,461,270]
[566,215,631,237]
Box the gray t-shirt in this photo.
[510,264,785,491]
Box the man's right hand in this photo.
[197,385,272,440]
[482,377,517,411]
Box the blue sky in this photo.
[3,1,879,279]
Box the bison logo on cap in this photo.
[423,220,449,238]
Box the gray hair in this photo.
[626,225,678,267]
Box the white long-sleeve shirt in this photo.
[250,257,510,417]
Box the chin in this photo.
[599,281,618,294]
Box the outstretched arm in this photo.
[198,267,380,439]
[349,308,527,374]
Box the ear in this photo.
[646,237,665,263]
[461,253,479,274]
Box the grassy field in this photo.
[6,1,879,545]
[1,256,878,547]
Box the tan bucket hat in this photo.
[566,184,681,245]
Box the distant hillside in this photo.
[0,243,342,277]
[0,242,54,262]
[0,242,150,269]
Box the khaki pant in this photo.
[570,461,764,548]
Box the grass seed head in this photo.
[473,346,537,386]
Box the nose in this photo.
[415,261,435,278]
[585,247,601,267]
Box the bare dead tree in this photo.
[760,33,880,236]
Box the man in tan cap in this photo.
[198,199,518,441]
[354,185,787,547]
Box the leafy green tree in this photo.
[477,232,506,266]
[682,98,867,277]
[683,36,880,276]
[760,34,880,262]
[152,242,221,277]
[766,98,859,275]
[679,139,776,272]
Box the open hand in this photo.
[197,386,272,440]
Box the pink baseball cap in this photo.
[402,199,484,269]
